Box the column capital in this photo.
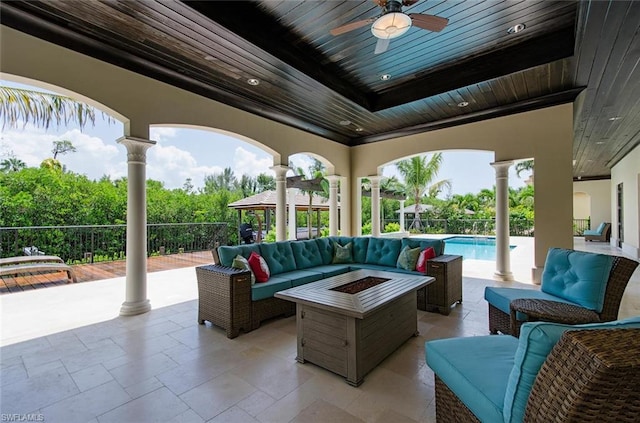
[270,164,290,178]
[490,160,514,178]
[118,136,156,164]
[368,175,383,188]
[325,174,341,184]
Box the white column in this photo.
[288,187,297,240]
[369,175,382,237]
[271,165,289,241]
[491,161,514,281]
[326,175,340,236]
[399,199,406,232]
[340,176,350,235]
[118,136,156,316]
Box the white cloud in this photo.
[147,144,223,189]
[150,127,178,143]
[233,146,273,177]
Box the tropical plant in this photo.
[293,158,327,239]
[0,156,26,172]
[52,140,76,159]
[515,160,534,178]
[395,153,451,232]
[0,86,99,129]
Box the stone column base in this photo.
[120,299,151,316]
[531,267,543,285]
[494,271,514,282]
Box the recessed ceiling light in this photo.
[247,78,260,86]
[380,74,391,81]
[596,141,605,145]
[355,127,364,132]
[608,116,622,121]
[339,120,352,126]
[204,55,215,61]
[507,23,526,34]
[457,101,469,107]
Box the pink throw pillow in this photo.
[248,252,270,282]
[416,247,436,272]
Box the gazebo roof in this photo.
[395,203,433,214]
[228,190,336,211]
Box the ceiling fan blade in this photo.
[409,14,449,32]
[330,18,375,36]
[374,38,390,55]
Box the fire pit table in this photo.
[275,269,434,386]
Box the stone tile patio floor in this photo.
[1,238,638,422]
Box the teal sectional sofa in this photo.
[196,236,447,338]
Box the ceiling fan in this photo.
[330,0,448,54]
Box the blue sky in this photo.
[1,80,528,195]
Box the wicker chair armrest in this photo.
[524,328,640,422]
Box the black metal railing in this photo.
[383,218,535,236]
[573,218,591,236]
[0,223,228,263]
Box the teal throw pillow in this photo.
[396,246,421,271]
[232,254,256,285]
[332,241,353,264]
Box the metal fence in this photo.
[0,223,228,263]
[573,218,591,236]
[383,218,535,236]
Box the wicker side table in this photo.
[509,298,600,337]
[417,254,463,315]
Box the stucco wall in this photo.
[573,179,611,228]
[611,143,640,259]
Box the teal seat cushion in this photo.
[218,244,261,267]
[401,237,445,257]
[259,241,297,276]
[251,277,292,301]
[427,335,519,423]
[540,248,614,312]
[315,238,334,265]
[276,269,325,287]
[308,264,351,278]
[291,240,323,269]
[484,286,581,320]
[503,316,640,423]
[365,237,401,267]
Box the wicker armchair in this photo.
[433,328,640,422]
[488,254,638,336]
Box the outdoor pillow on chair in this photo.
[396,246,421,271]
[332,241,353,264]
[416,247,436,272]
[232,254,256,285]
[248,251,270,282]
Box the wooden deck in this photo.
[0,251,213,294]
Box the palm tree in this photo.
[0,86,98,129]
[515,160,534,178]
[0,156,26,172]
[396,153,451,232]
[52,140,76,159]
[293,158,327,239]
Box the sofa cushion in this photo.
[315,237,334,265]
[218,244,261,267]
[291,240,323,270]
[251,277,292,301]
[401,238,445,257]
[276,269,325,287]
[427,335,519,423]
[309,264,352,278]
[248,252,270,283]
[396,246,421,271]
[351,237,370,263]
[259,241,297,276]
[332,241,353,264]
[365,237,402,267]
[540,248,614,312]
[503,316,640,423]
[484,286,581,321]
[232,255,255,285]
[416,247,436,272]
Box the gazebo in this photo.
[228,190,336,242]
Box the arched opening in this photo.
[573,191,591,235]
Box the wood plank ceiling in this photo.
[1,0,638,180]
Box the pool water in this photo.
[444,236,516,260]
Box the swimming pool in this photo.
[444,236,516,260]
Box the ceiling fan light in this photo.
[371,12,412,39]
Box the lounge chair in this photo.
[584,221,611,242]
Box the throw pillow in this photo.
[416,247,436,272]
[332,241,353,264]
[232,254,256,285]
[396,246,421,271]
[248,251,270,283]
